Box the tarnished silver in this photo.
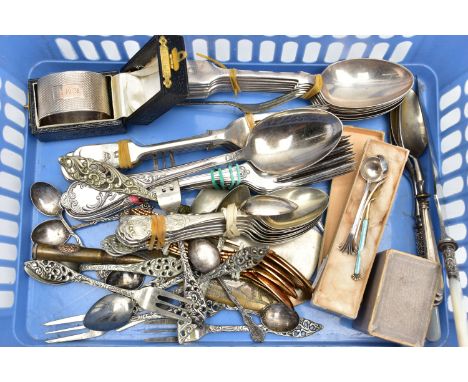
[24,260,191,321]
[82,294,135,332]
[260,303,300,332]
[37,71,111,126]
[177,241,208,344]
[199,246,268,285]
[59,156,158,201]
[31,219,72,246]
[188,239,221,274]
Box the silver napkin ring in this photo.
[37,71,111,125]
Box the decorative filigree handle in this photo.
[80,257,183,278]
[24,260,134,299]
[200,246,268,284]
[177,241,208,344]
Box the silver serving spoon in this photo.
[259,303,299,332]
[59,108,343,196]
[64,112,256,170]
[31,182,83,245]
[320,58,414,109]
[339,156,388,255]
[31,219,70,246]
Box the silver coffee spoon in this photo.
[339,155,388,255]
[31,182,83,246]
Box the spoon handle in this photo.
[130,129,227,165]
[24,260,136,299]
[349,181,371,237]
[61,150,245,199]
[59,156,159,201]
[59,214,83,246]
[205,317,322,338]
[80,257,183,278]
[200,247,268,285]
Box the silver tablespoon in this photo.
[31,182,83,246]
[240,195,298,217]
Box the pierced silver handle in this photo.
[25,260,135,299]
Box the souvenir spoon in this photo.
[31,182,83,245]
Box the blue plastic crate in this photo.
[0,35,467,346]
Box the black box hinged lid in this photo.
[121,35,189,125]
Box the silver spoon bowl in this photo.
[83,294,135,332]
[320,58,414,109]
[260,303,300,332]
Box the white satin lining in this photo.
[111,57,161,118]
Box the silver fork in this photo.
[24,260,192,322]
[153,152,181,213]
[43,315,176,344]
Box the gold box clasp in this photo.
[159,36,187,89]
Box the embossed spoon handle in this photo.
[60,149,245,198]
[218,277,265,343]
